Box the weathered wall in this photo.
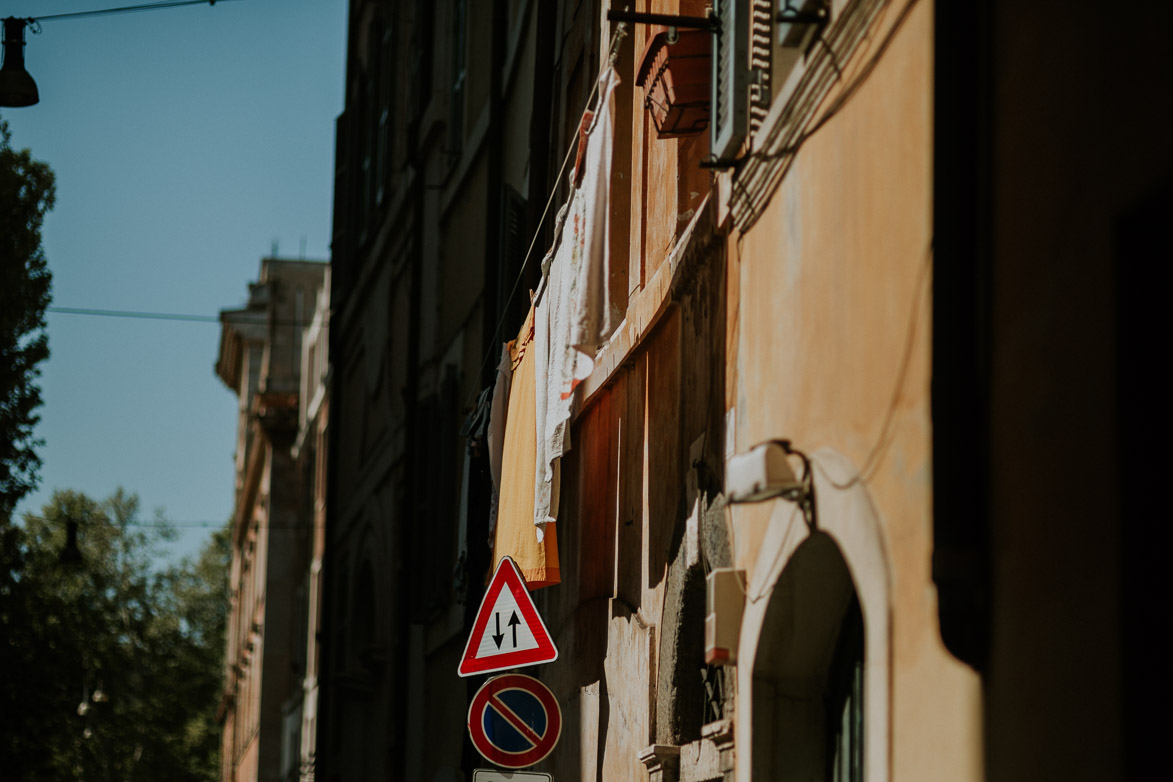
[728,3,981,781]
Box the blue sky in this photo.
[3,0,346,560]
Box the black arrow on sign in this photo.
[493,613,505,649]
[508,611,520,647]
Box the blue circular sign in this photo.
[468,673,562,768]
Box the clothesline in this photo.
[481,22,625,588]
[465,20,630,411]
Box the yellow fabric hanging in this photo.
[492,305,560,588]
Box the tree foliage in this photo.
[0,489,228,780]
[0,115,55,517]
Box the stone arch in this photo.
[737,448,891,782]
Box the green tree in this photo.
[0,489,228,780]
[0,115,55,518]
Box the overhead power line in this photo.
[49,306,218,323]
[30,0,241,24]
[47,306,326,328]
[20,513,318,530]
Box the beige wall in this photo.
[728,3,980,780]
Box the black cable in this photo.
[19,513,318,530]
[47,305,326,328]
[49,306,218,323]
[30,0,240,24]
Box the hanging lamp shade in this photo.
[0,17,39,108]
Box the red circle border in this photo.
[467,673,562,769]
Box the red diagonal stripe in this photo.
[487,694,544,748]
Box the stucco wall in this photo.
[726,3,981,780]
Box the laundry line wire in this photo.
[461,20,630,413]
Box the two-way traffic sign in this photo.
[458,556,558,677]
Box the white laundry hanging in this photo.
[532,66,621,535]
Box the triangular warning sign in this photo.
[457,556,558,677]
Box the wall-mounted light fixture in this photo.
[726,438,817,526]
[726,440,802,502]
[0,17,38,108]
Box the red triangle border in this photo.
[457,556,559,677]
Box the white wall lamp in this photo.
[725,438,817,526]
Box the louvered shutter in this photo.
[711,0,749,160]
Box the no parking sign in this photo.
[468,673,562,769]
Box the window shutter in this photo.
[711,0,749,160]
[749,0,773,136]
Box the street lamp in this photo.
[0,17,38,108]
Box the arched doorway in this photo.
[737,448,891,782]
[751,532,863,781]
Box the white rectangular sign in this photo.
[473,771,552,782]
